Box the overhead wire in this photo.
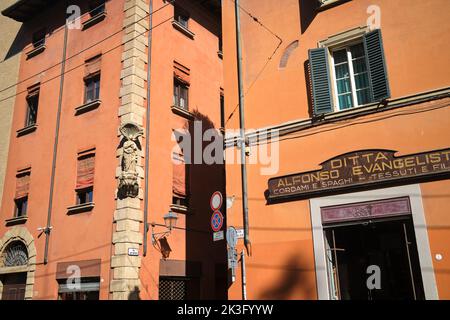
[0,0,175,99]
[224,0,283,126]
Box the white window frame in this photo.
[318,26,372,113]
[329,40,370,111]
[309,184,439,300]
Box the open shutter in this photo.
[15,172,30,199]
[174,61,190,85]
[172,150,186,198]
[363,29,390,102]
[76,153,95,189]
[84,55,101,78]
[309,47,333,115]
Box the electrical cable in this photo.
[0,15,174,104]
[224,0,283,126]
[0,0,175,98]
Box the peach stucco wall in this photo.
[139,0,224,300]
[222,0,450,299]
[0,0,225,300]
[0,0,124,299]
[223,0,450,130]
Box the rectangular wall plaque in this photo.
[321,197,411,224]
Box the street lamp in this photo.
[163,210,178,231]
[151,210,178,245]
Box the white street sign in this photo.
[128,248,139,256]
[236,228,244,239]
[226,227,238,248]
[213,231,224,242]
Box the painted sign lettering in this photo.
[267,148,450,200]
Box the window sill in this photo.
[75,99,101,115]
[5,215,28,226]
[320,100,386,119]
[0,265,29,274]
[225,88,450,147]
[17,124,37,137]
[171,105,195,120]
[26,44,46,59]
[82,12,107,30]
[170,204,190,215]
[172,20,195,39]
[67,202,95,215]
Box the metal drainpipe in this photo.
[143,0,154,257]
[44,4,69,264]
[234,0,251,256]
[241,250,247,300]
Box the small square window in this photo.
[15,197,28,218]
[172,196,188,208]
[89,0,106,17]
[173,79,189,110]
[76,187,93,205]
[26,91,39,126]
[174,6,189,29]
[84,74,101,103]
[32,29,46,48]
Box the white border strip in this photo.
[309,184,438,300]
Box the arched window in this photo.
[2,241,28,267]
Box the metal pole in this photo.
[241,250,247,300]
[403,223,417,300]
[234,0,251,256]
[143,0,154,257]
[44,4,69,264]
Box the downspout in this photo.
[44,4,69,264]
[234,0,251,256]
[143,0,154,256]
[241,250,247,300]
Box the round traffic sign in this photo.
[211,211,224,232]
[226,227,237,248]
[210,191,223,211]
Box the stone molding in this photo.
[0,226,37,300]
[110,0,149,300]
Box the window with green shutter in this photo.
[309,29,390,115]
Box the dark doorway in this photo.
[1,272,27,300]
[324,218,425,300]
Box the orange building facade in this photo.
[0,0,225,300]
[222,0,450,299]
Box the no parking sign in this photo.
[210,191,224,239]
[211,210,224,232]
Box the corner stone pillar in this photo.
[110,0,149,300]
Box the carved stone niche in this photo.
[118,122,143,199]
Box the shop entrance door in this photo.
[324,217,425,300]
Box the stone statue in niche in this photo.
[118,122,143,199]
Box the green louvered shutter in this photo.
[364,29,390,102]
[309,47,333,115]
